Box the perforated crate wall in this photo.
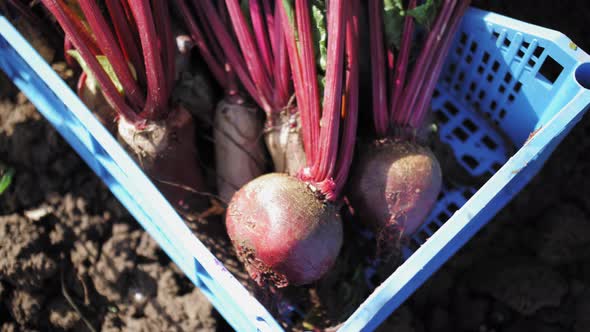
[402,8,590,258]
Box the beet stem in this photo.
[390,0,416,125]
[295,0,322,164]
[411,0,471,128]
[225,0,274,109]
[368,0,389,137]
[274,3,291,108]
[41,0,142,125]
[152,0,176,100]
[60,2,101,55]
[78,0,145,110]
[312,0,346,184]
[399,0,456,127]
[104,0,146,85]
[249,0,275,82]
[263,0,277,57]
[334,0,360,198]
[195,1,270,111]
[280,3,314,163]
[127,0,168,119]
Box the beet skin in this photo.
[214,99,267,203]
[118,106,208,211]
[226,173,343,287]
[348,139,442,257]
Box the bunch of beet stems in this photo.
[225,0,360,288]
[41,0,208,211]
[348,0,470,260]
[173,0,307,203]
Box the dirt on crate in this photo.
[2,1,590,331]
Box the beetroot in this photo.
[226,173,342,286]
[349,139,442,255]
[42,0,210,211]
[118,106,208,210]
[214,99,267,202]
[349,0,470,259]
[224,0,360,287]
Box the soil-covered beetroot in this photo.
[349,139,442,255]
[214,98,266,203]
[226,173,342,287]
[118,106,208,210]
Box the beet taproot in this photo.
[349,139,442,256]
[226,173,343,287]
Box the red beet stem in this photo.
[390,0,416,124]
[225,0,274,109]
[263,0,277,56]
[312,0,346,184]
[60,2,101,55]
[249,0,275,82]
[104,0,146,85]
[411,0,471,128]
[76,71,88,98]
[274,3,291,108]
[128,0,168,120]
[152,0,176,100]
[41,0,142,125]
[78,0,145,110]
[194,0,269,110]
[279,0,358,200]
[295,0,321,165]
[279,3,313,162]
[398,0,456,127]
[368,0,389,137]
[334,0,360,197]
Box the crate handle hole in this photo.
[537,56,563,84]
[574,62,590,89]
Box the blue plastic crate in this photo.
[1,7,590,332]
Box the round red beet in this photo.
[348,139,442,257]
[226,173,343,288]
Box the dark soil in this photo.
[2,1,590,331]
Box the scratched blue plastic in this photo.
[2,7,590,332]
